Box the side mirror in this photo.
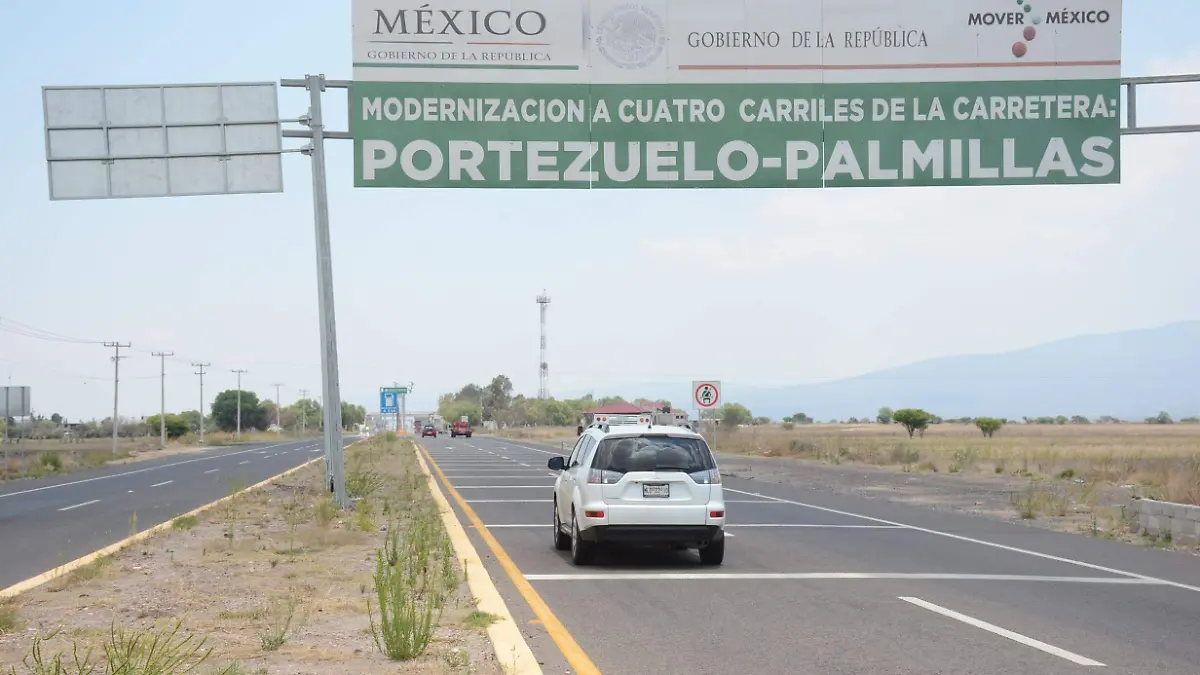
[576,426,583,436]
[547,456,566,471]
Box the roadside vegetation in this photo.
[0,435,500,675]
[0,393,371,480]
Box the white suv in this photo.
[547,421,725,566]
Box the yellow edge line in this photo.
[0,439,363,599]
[413,443,543,675]
[417,442,602,675]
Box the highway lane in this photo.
[422,434,1200,675]
[0,437,354,589]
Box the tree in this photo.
[753,416,771,425]
[485,375,514,415]
[1145,411,1174,425]
[146,414,190,439]
[289,399,322,432]
[877,407,893,424]
[791,412,813,425]
[341,402,366,429]
[444,399,483,426]
[1069,415,1091,425]
[975,417,1003,438]
[50,413,63,425]
[180,410,204,433]
[211,390,268,433]
[892,409,932,438]
[719,403,752,427]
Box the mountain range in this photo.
[582,322,1200,422]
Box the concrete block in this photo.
[1146,515,1163,532]
[1170,518,1186,537]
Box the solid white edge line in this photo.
[463,494,552,499]
[522,573,1164,585]
[58,499,101,512]
[0,440,307,500]
[456,485,557,489]
[898,596,1106,666]
[478,523,903,529]
[721,487,1200,594]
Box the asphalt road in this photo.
[0,437,354,590]
[422,434,1200,675]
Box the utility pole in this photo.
[152,351,174,448]
[299,389,310,435]
[272,383,284,433]
[192,362,210,443]
[231,369,248,441]
[103,342,130,455]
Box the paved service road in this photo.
[0,437,356,590]
[421,435,1200,675]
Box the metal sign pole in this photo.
[303,74,346,506]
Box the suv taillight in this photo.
[588,469,622,484]
[689,468,721,484]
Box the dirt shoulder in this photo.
[719,453,1193,552]
[0,436,504,675]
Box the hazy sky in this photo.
[1,1,1198,421]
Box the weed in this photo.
[11,618,238,675]
[258,588,309,652]
[171,515,199,531]
[949,447,979,474]
[313,499,337,529]
[462,610,499,629]
[383,431,398,443]
[916,460,938,473]
[224,479,247,547]
[0,599,19,634]
[442,648,471,671]
[39,453,63,472]
[347,463,386,500]
[1059,468,1076,479]
[129,511,139,538]
[281,492,305,556]
[49,555,113,592]
[368,510,458,660]
[355,499,377,533]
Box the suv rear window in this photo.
[590,435,715,474]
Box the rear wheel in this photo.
[552,504,570,551]
[699,536,725,566]
[569,512,594,565]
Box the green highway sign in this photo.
[383,386,408,395]
[351,0,1121,189]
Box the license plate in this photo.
[642,483,669,498]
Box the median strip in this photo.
[0,435,503,672]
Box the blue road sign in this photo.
[380,390,398,414]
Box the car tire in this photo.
[699,536,725,566]
[466,433,472,438]
[569,512,594,565]
[553,504,570,551]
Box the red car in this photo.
[450,420,472,438]
[421,424,438,437]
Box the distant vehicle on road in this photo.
[451,420,472,438]
[421,424,438,438]
[548,416,725,566]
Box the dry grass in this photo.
[489,426,577,442]
[712,423,1200,505]
[0,436,502,675]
